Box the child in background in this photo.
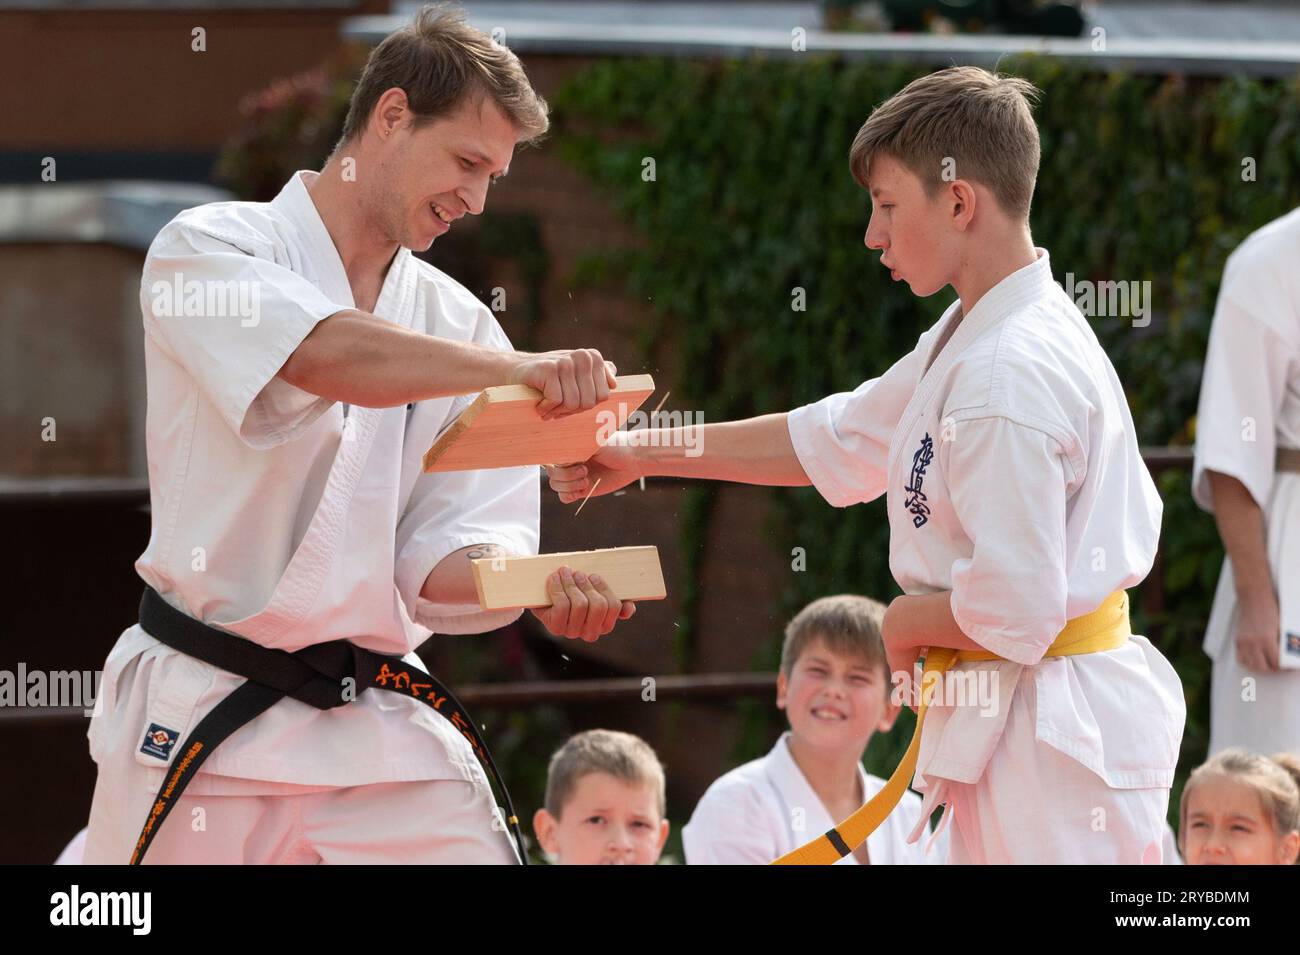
[533,729,669,865]
[1180,748,1300,865]
[683,595,941,864]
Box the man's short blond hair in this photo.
[849,66,1041,220]
[779,594,889,688]
[543,729,667,819]
[338,3,548,147]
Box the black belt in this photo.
[130,586,527,864]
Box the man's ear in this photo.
[372,86,412,141]
[533,808,559,857]
[949,179,977,231]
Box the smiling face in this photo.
[533,771,669,865]
[863,152,966,299]
[1183,774,1300,866]
[777,636,896,754]
[364,89,520,252]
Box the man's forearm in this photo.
[629,413,812,487]
[420,543,508,608]
[279,309,518,408]
[1206,470,1274,602]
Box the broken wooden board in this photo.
[471,546,667,610]
[423,374,655,473]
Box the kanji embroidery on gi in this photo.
[904,432,934,528]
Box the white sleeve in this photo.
[394,466,540,635]
[786,344,924,507]
[942,415,1073,665]
[393,306,541,635]
[1192,251,1300,512]
[140,218,343,449]
[681,784,783,865]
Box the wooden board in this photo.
[423,374,655,473]
[471,546,667,611]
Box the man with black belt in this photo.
[84,6,634,864]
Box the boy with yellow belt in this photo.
[546,66,1185,863]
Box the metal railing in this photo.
[0,446,1198,715]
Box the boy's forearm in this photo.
[629,413,812,487]
[887,592,988,653]
[1206,470,1274,603]
[280,309,518,408]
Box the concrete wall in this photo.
[0,243,148,478]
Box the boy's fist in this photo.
[545,440,643,504]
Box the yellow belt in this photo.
[771,590,1132,865]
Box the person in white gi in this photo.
[546,67,1185,863]
[682,732,939,864]
[84,9,635,864]
[1193,206,1300,756]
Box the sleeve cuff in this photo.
[398,532,535,635]
[949,590,1056,666]
[1191,453,1273,514]
[786,404,860,508]
[232,308,339,450]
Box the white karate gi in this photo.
[1192,207,1300,755]
[786,250,1185,864]
[54,827,87,865]
[83,170,539,864]
[681,732,943,864]
[1162,821,1182,865]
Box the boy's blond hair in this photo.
[849,65,1041,220]
[1179,748,1300,861]
[543,729,667,818]
[779,594,889,687]
[337,3,548,148]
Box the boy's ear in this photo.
[877,694,902,733]
[1280,830,1300,866]
[878,669,902,732]
[775,670,788,710]
[533,808,559,857]
[948,179,977,232]
[656,819,670,857]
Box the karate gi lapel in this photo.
[223,171,419,644]
[886,250,1057,498]
[765,732,870,864]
